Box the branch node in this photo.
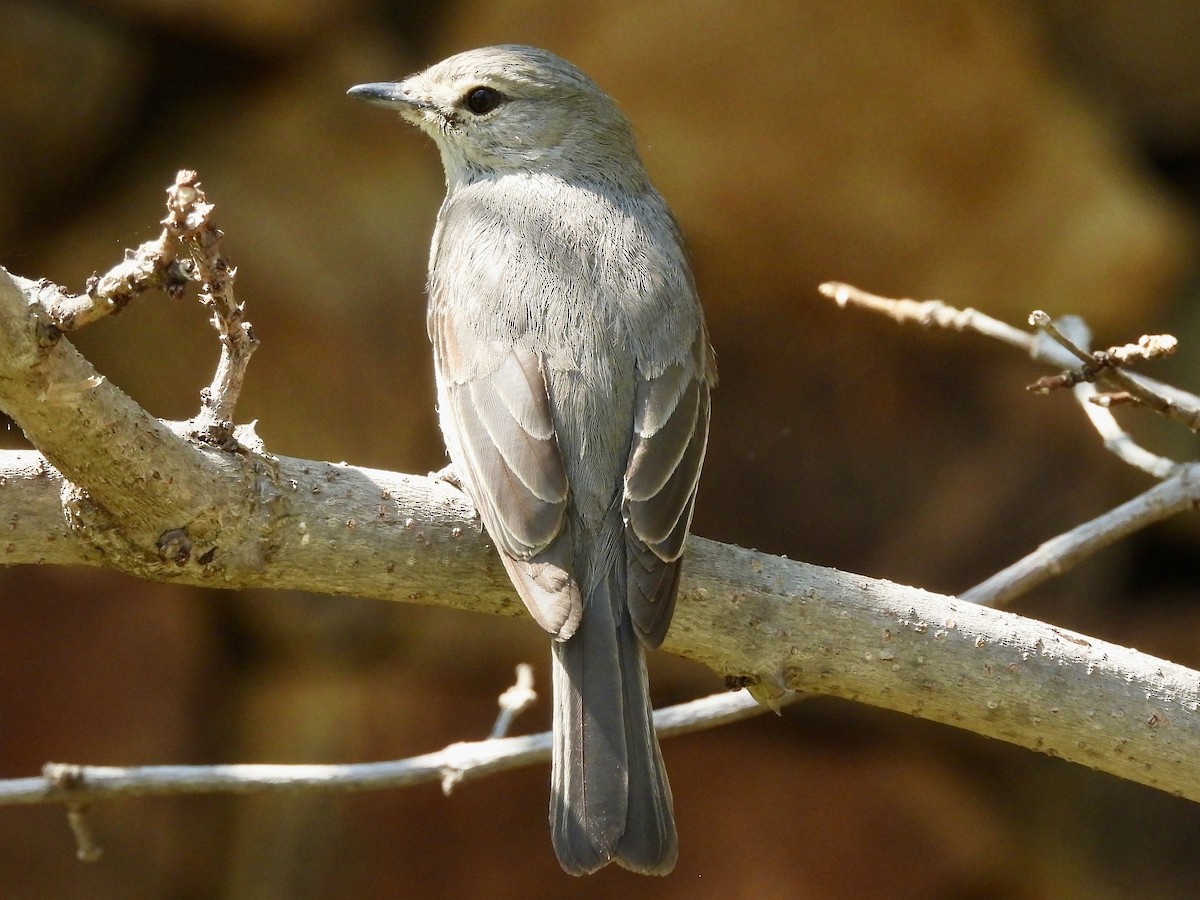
[439,745,469,796]
[40,764,105,860]
[43,762,84,790]
[156,528,192,566]
[35,321,62,350]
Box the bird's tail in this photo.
[550,566,677,875]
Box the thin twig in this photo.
[1053,316,1180,478]
[490,663,537,740]
[822,284,1200,609]
[65,804,103,863]
[1073,381,1179,479]
[44,764,104,862]
[13,171,258,448]
[1029,309,1200,430]
[968,336,1192,604]
[166,171,259,447]
[0,690,784,807]
[818,281,1034,351]
[32,177,196,332]
[821,283,1189,476]
[962,464,1200,606]
[441,663,541,793]
[820,284,1200,415]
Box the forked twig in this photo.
[820,281,1200,608]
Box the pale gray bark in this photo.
[3,265,1200,811]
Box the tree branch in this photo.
[820,281,1200,415]
[960,466,1200,605]
[4,210,1200,819]
[3,435,1200,804]
[819,281,1200,607]
[0,689,793,807]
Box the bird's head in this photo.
[349,45,645,188]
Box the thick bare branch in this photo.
[3,442,1200,804]
[4,257,1200,816]
[0,264,271,578]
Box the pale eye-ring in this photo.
[464,86,504,115]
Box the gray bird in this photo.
[349,45,715,876]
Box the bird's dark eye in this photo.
[464,86,504,114]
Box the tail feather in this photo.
[614,618,677,873]
[550,568,677,876]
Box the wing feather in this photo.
[623,329,714,647]
[432,309,581,639]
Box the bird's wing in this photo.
[431,307,582,640]
[623,327,714,648]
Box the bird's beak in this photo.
[346,82,420,112]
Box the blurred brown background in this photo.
[2,1,1200,897]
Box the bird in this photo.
[349,45,715,876]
